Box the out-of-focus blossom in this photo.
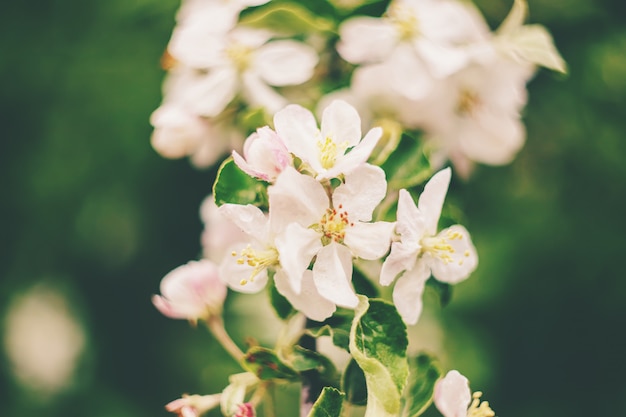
[268,165,394,308]
[380,168,477,324]
[434,370,495,417]
[232,126,292,182]
[233,403,255,417]
[200,195,248,262]
[166,393,221,417]
[273,100,381,180]
[152,260,227,322]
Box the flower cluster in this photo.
[149,0,564,416]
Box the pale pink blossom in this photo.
[166,394,221,417]
[232,126,292,182]
[434,370,495,417]
[200,195,248,263]
[152,260,227,321]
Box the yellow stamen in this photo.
[467,391,495,417]
[387,4,420,40]
[317,137,349,170]
[312,205,352,245]
[456,89,481,116]
[231,245,279,285]
[225,42,252,72]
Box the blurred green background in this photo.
[1,1,625,416]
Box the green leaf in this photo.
[267,278,295,320]
[241,346,298,380]
[381,133,432,191]
[349,296,409,415]
[306,387,345,417]
[400,354,442,417]
[239,3,335,35]
[212,158,268,207]
[342,359,367,406]
[425,279,453,308]
[309,308,354,351]
[289,346,337,380]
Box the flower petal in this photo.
[418,168,452,236]
[241,72,288,115]
[255,40,318,86]
[392,260,430,325]
[274,270,336,322]
[219,246,269,293]
[380,240,419,286]
[324,127,382,180]
[433,370,472,417]
[344,221,394,260]
[320,100,362,147]
[333,164,387,222]
[275,223,322,294]
[396,189,427,245]
[218,204,269,243]
[312,242,358,308]
[425,225,478,284]
[337,17,396,64]
[273,105,321,169]
[190,66,238,117]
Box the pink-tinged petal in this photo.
[255,40,318,86]
[425,225,478,284]
[418,168,452,236]
[392,260,430,325]
[241,72,288,115]
[379,241,419,286]
[312,242,358,308]
[333,163,386,221]
[152,295,189,320]
[233,127,292,182]
[218,204,269,244]
[273,104,321,167]
[232,150,270,182]
[274,270,336,322]
[344,221,394,260]
[433,370,472,417]
[324,126,382,180]
[191,66,238,117]
[320,100,362,147]
[268,167,328,233]
[337,17,396,64]
[396,189,427,245]
[166,394,221,417]
[219,247,269,293]
[274,223,322,294]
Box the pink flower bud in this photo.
[165,394,221,417]
[232,126,291,182]
[233,403,255,417]
[152,260,227,321]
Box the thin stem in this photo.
[205,315,245,363]
[263,383,276,417]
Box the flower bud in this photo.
[165,394,221,417]
[152,260,227,322]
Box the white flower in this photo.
[273,100,382,180]
[268,164,394,308]
[434,370,495,417]
[199,195,248,263]
[152,260,227,322]
[232,126,292,182]
[218,203,336,322]
[168,23,318,117]
[380,168,478,324]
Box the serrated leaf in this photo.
[306,387,345,417]
[496,0,527,36]
[213,158,268,207]
[309,308,354,351]
[241,346,298,380]
[342,359,367,406]
[290,346,337,380]
[382,134,432,191]
[239,3,335,35]
[400,354,442,417]
[349,296,408,415]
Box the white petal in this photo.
[241,72,288,115]
[312,243,358,308]
[255,40,318,86]
[392,260,430,325]
[219,248,269,293]
[344,221,394,260]
[274,223,322,294]
[387,46,435,100]
[273,105,321,168]
[274,270,336,322]
[433,370,472,417]
[425,225,478,284]
[320,100,362,147]
[337,17,396,64]
[324,127,382,180]
[268,166,328,233]
[414,40,469,79]
[396,189,427,245]
[218,204,269,243]
[191,67,238,117]
[334,164,387,222]
[418,168,451,236]
[380,240,419,286]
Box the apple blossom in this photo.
[152,260,227,322]
[380,168,477,324]
[273,100,382,180]
[166,394,221,417]
[232,126,292,182]
[434,370,495,417]
[199,195,248,262]
[268,164,394,308]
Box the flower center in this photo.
[226,42,253,72]
[387,4,420,41]
[421,229,469,266]
[466,391,495,417]
[313,204,354,245]
[317,137,348,170]
[231,245,279,285]
[456,89,481,116]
